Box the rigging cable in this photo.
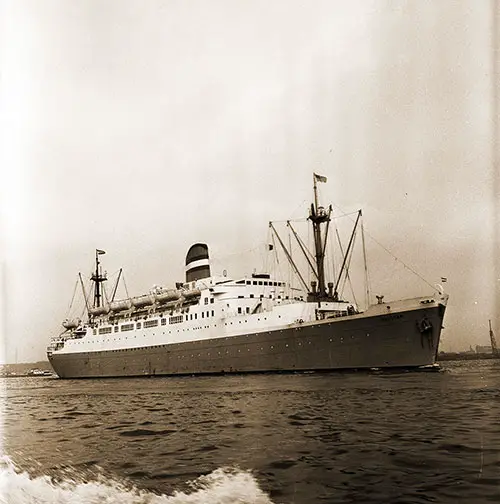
[363,230,435,290]
[102,283,109,305]
[335,225,358,305]
[269,222,309,292]
[332,204,436,290]
[83,279,94,319]
[341,229,359,307]
[121,273,130,299]
[361,219,371,309]
[271,232,286,285]
[67,278,79,316]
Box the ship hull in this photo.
[48,301,445,378]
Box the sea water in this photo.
[1,360,499,503]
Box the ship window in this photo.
[264,281,268,286]
[144,320,158,328]
[253,281,257,285]
[258,281,263,285]
[169,315,183,324]
[202,312,204,318]
[246,281,251,285]
[161,318,166,325]
[250,294,254,298]
[246,307,250,314]
[121,323,134,332]
[211,310,214,316]
[195,313,197,320]
[204,298,208,305]
[185,315,188,321]
[93,329,97,335]
[136,322,142,329]
[210,298,214,304]
[238,307,242,314]
[114,326,119,332]
[238,295,244,299]
[98,327,112,335]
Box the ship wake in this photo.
[0,457,273,504]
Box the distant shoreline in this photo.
[0,361,53,378]
[437,352,499,362]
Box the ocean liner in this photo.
[47,174,448,378]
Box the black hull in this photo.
[48,303,445,378]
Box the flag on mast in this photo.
[314,173,327,183]
[96,249,106,255]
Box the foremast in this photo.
[90,249,107,311]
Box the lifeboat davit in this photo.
[110,299,132,312]
[131,295,154,308]
[155,290,180,304]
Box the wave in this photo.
[0,457,273,504]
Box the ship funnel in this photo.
[185,243,211,282]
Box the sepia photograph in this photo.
[1,1,499,502]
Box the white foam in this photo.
[0,457,274,504]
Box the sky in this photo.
[0,0,498,363]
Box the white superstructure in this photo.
[48,273,357,357]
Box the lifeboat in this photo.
[183,288,201,299]
[62,318,80,330]
[89,305,110,316]
[110,299,132,312]
[155,290,181,304]
[131,295,154,308]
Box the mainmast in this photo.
[308,173,331,298]
[91,249,107,308]
[271,173,361,302]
